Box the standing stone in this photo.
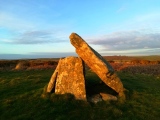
[70,33,125,98]
[47,56,86,100]
[47,59,62,93]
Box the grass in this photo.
[0,69,160,120]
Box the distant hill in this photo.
[103,55,160,61]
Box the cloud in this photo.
[90,12,160,55]
[88,30,160,53]
[8,30,67,44]
[0,12,34,30]
[0,29,69,44]
[99,48,160,56]
[0,11,72,45]
[117,6,127,13]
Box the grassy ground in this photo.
[0,69,160,120]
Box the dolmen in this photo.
[47,56,86,100]
[47,33,125,102]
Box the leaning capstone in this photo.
[47,56,86,100]
[70,33,125,98]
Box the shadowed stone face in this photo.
[47,56,86,100]
[70,33,125,97]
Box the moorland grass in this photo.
[0,69,160,120]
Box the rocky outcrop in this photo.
[47,56,86,100]
[15,61,29,70]
[70,33,125,98]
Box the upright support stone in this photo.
[47,59,62,93]
[47,56,86,100]
[69,33,125,98]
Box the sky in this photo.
[0,0,160,59]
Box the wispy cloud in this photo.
[9,30,67,44]
[1,29,69,45]
[88,30,160,53]
[117,6,127,13]
[99,48,160,56]
[0,11,34,30]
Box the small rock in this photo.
[87,94,102,103]
[100,93,117,101]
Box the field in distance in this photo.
[0,55,160,71]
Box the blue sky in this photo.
[0,0,160,59]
